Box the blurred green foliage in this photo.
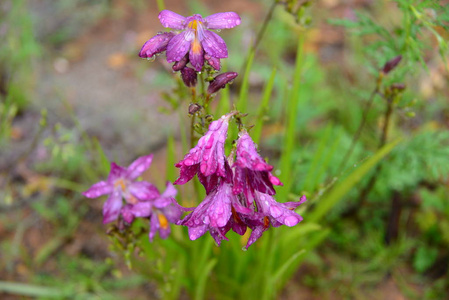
[1,0,449,299]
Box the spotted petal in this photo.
[202,30,228,58]
[158,10,186,29]
[166,31,194,63]
[205,12,241,29]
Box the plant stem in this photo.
[253,0,278,53]
[358,95,394,204]
[336,86,379,175]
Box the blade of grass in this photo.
[166,133,176,182]
[303,124,333,191]
[253,67,277,144]
[194,259,217,300]
[308,138,401,223]
[237,50,255,113]
[278,33,306,200]
[0,281,65,298]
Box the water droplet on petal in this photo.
[241,246,247,252]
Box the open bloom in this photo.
[121,182,185,241]
[82,155,158,223]
[140,10,241,71]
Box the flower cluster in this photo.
[82,155,185,241]
[139,10,241,90]
[175,113,306,248]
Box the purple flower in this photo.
[179,180,252,245]
[207,72,238,95]
[233,132,282,197]
[180,67,198,87]
[244,194,306,249]
[158,10,241,71]
[121,182,185,241]
[139,32,175,59]
[82,155,159,224]
[174,113,235,192]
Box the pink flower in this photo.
[233,132,282,197]
[82,155,158,224]
[139,10,241,71]
[178,180,252,245]
[121,182,186,241]
[174,113,234,193]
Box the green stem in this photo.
[336,85,380,175]
[156,0,165,11]
[278,33,305,200]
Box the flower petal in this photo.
[158,10,187,29]
[188,224,208,240]
[108,163,126,182]
[189,43,204,71]
[202,30,228,58]
[174,164,199,185]
[204,54,221,70]
[139,32,175,58]
[82,181,112,198]
[162,182,178,198]
[166,31,194,63]
[205,12,241,29]
[126,154,153,180]
[149,214,159,242]
[129,181,159,200]
[102,190,122,224]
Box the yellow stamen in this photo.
[114,179,126,191]
[188,20,199,30]
[158,213,169,230]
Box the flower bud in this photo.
[207,72,238,95]
[172,54,189,71]
[391,83,406,90]
[382,55,402,74]
[181,67,198,87]
[189,103,202,115]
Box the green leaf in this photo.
[0,281,66,298]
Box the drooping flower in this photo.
[174,113,235,193]
[244,194,306,249]
[179,179,252,245]
[82,155,158,223]
[157,10,241,71]
[232,132,282,198]
[121,182,186,241]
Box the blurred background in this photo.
[1,0,448,299]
